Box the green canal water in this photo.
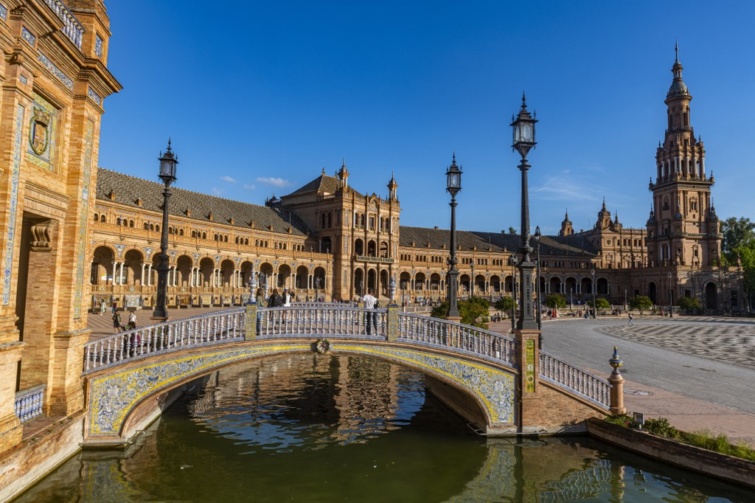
[16,354,751,502]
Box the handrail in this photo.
[257,305,387,340]
[398,312,518,369]
[82,306,612,410]
[539,352,611,409]
[15,384,45,423]
[83,309,245,374]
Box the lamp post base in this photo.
[150,315,169,323]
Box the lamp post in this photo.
[247,271,257,305]
[570,287,574,311]
[470,262,475,298]
[401,280,407,311]
[446,155,462,319]
[509,255,517,333]
[534,226,542,331]
[315,277,322,303]
[152,140,178,321]
[390,276,396,304]
[511,94,537,330]
[667,271,673,317]
[591,266,596,318]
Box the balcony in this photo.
[355,255,394,264]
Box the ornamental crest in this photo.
[29,108,51,156]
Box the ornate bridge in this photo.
[82,304,619,447]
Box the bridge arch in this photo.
[85,340,516,445]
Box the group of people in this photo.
[111,305,137,334]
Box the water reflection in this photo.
[15,354,751,502]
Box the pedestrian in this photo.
[99,299,106,316]
[112,310,122,334]
[268,288,283,307]
[127,310,137,330]
[255,288,267,307]
[112,301,118,315]
[628,313,634,326]
[362,288,378,335]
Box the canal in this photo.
[15,354,751,502]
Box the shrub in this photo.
[545,293,566,309]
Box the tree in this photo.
[508,227,517,235]
[494,296,514,312]
[678,296,702,314]
[431,297,490,328]
[629,295,653,314]
[721,217,755,264]
[595,297,611,311]
[545,293,566,309]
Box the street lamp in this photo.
[389,276,396,304]
[401,280,407,311]
[591,266,596,318]
[446,154,462,319]
[509,255,517,333]
[511,94,537,330]
[533,226,542,331]
[247,270,257,305]
[152,140,178,321]
[667,272,673,317]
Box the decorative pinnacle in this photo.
[609,346,624,373]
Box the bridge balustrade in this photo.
[257,305,386,339]
[84,309,246,373]
[539,352,611,408]
[398,313,517,368]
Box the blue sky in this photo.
[98,1,755,236]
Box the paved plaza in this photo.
[88,308,755,447]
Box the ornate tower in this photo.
[559,210,574,237]
[387,172,398,201]
[647,45,720,268]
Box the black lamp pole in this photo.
[511,95,538,330]
[534,226,542,331]
[446,155,462,319]
[152,140,178,320]
[509,255,517,333]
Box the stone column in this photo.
[386,303,399,342]
[516,327,542,434]
[608,346,626,415]
[245,303,258,341]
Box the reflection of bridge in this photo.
[82,304,618,446]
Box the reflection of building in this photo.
[90,49,740,314]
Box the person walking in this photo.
[362,288,378,335]
[127,310,137,330]
[99,299,106,315]
[627,313,634,326]
[112,310,122,334]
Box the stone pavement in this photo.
[489,315,755,448]
[87,308,755,447]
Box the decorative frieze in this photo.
[37,52,74,90]
[21,27,36,46]
[88,87,102,105]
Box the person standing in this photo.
[127,310,137,330]
[99,299,107,316]
[255,288,267,307]
[362,288,378,335]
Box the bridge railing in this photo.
[539,352,611,408]
[257,305,387,339]
[83,309,246,373]
[398,313,517,369]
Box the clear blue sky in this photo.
[99,1,755,237]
